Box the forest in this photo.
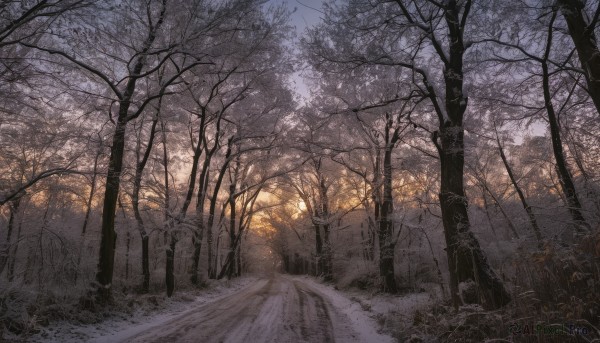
[0,0,599,342]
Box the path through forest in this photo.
[108,275,393,343]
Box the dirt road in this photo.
[120,275,376,343]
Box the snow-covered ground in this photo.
[27,274,435,342]
[296,276,437,341]
[292,276,397,343]
[28,276,257,343]
[112,275,395,343]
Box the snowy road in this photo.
[117,275,392,343]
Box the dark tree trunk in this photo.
[215,233,221,274]
[141,234,149,291]
[226,154,241,279]
[371,148,381,263]
[165,232,176,297]
[7,211,23,282]
[438,127,509,309]
[95,1,166,302]
[433,1,510,310]
[191,109,222,284]
[81,150,100,236]
[218,185,260,280]
[190,228,204,285]
[361,226,375,261]
[318,177,333,281]
[96,118,127,302]
[207,137,234,279]
[542,60,589,232]
[476,176,520,240]
[0,197,20,277]
[557,0,600,115]
[190,155,210,285]
[227,183,236,280]
[75,148,101,285]
[175,120,205,285]
[36,193,53,289]
[161,120,178,297]
[132,116,159,293]
[379,142,397,293]
[117,197,130,282]
[321,224,332,280]
[236,241,242,276]
[125,231,131,280]
[496,133,542,243]
[313,213,323,276]
[292,184,323,277]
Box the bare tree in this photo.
[475,3,590,233]
[22,0,226,302]
[304,0,510,308]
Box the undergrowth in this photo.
[381,232,600,342]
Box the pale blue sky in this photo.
[270,0,325,102]
[278,0,324,32]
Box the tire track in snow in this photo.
[293,280,334,342]
[119,275,374,343]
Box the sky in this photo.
[277,0,324,33]
[270,0,326,102]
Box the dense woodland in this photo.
[1,0,599,341]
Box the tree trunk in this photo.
[36,192,54,290]
[81,150,100,236]
[379,144,398,292]
[236,191,255,278]
[477,177,520,240]
[115,196,130,282]
[191,111,221,284]
[432,2,511,310]
[313,212,323,276]
[190,228,204,285]
[95,119,127,302]
[542,61,589,232]
[557,0,600,115]
[132,117,159,293]
[7,210,23,282]
[496,133,542,243]
[94,0,167,301]
[175,121,205,284]
[0,197,20,277]
[74,148,100,285]
[236,241,242,276]
[125,231,131,280]
[321,223,332,280]
[161,120,178,296]
[141,234,149,291]
[318,177,333,281]
[227,183,236,280]
[371,147,381,264]
[218,185,260,280]
[165,232,176,297]
[438,126,510,309]
[190,159,209,285]
[206,137,234,279]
